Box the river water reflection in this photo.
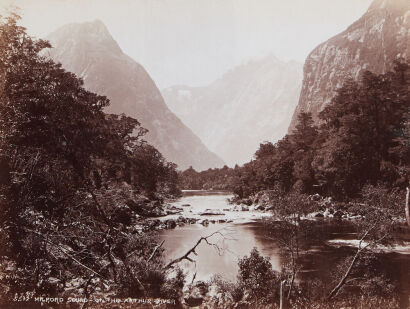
[158,191,410,298]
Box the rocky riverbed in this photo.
[139,190,409,233]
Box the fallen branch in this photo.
[163,230,226,270]
[148,240,165,262]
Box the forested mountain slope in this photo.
[47,20,224,170]
[289,0,409,131]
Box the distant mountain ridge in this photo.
[162,55,303,166]
[46,20,225,171]
[289,0,410,131]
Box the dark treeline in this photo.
[0,14,183,303]
[179,165,240,191]
[182,60,409,203]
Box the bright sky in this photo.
[1,0,373,89]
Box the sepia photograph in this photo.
[0,0,409,308]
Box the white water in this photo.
[161,191,271,223]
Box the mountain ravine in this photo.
[46,20,225,171]
[289,0,410,132]
[162,55,303,166]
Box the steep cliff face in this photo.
[162,55,302,166]
[46,20,224,171]
[289,0,410,131]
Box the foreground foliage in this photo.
[0,14,182,304]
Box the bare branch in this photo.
[147,240,165,263]
[328,224,389,300]
[163,229,227,270]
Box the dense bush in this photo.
[237,248,281,303]
[0,13,182,304]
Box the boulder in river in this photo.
[323,208,333,217]
[231,205,248,211]
[143,219,161,232]
[308,211,324,218]
[242,198,252,206]
[187,218,198,224]
[333,210,344,218]
[177,216,186,223]
[165,205,183,215]
[149,207,167,217]
[198,209,225,216]
[198,219,209,226]
[265,205,274,211]
[165,219,177,229]
[254,204,265,211]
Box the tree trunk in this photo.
[280,280,288,309]
[406,187,409,228]
[328,246,361,299]
[287,271,295,300]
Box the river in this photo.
[158,191,410,300]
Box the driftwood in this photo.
[163,230,225,270]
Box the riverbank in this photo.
[232,190,408,224]
[140,189,407,233]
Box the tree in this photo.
[0,13,181,302]
[265,193,315,303]
[315,61,409,198]
[290,112,318,193]
[254,141,275,160]
[237,247,280,303]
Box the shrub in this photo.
[237,248,280,303]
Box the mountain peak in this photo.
[83,19,110,34]
[51,19,109,36]
[288,0,409,133]
[46,21,224,170]
[47,20,122,55]
[368,0,410,12]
